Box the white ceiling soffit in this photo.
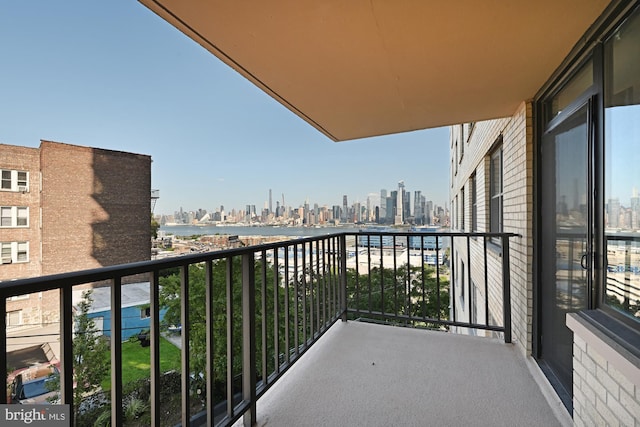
[140,0,610,141]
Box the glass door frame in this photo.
[534,46,605,410]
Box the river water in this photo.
[159,224,382,238]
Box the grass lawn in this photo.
[101,336,181,391]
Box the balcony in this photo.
[1,231,565,426]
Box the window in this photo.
[451,158,454,185]
[490,144,503,234]
[1,170,10,190]
[0,207,29,228]
[460,188,465,231]
[17,242,28,262]
[17,207,28,226]
[0,207,10,227]
[454,196,458,230]
[140,307,151,319]
[459,125,465,160]
[471,281,477,324]
[6,310,22,327]
[1,243,11,263]
[0,170,29,192]
[17,171,27,187]
[460,259,466,305]
[0,242,29,264]
[603,7,640,324]
[471,173,477,232]
[455,139,459,173]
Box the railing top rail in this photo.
[349,231,521,238]
[0,231,520,297]
[0,233,342,297]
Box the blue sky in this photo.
[0,1,450,215]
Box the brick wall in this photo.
[569,314,640,426]
[449,101,534,355]
[0,144,42,280]
[40,140,151,275]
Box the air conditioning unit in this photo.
[17,185,28,193]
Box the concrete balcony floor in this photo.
[237,321,571,427]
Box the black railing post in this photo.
[340,234,347,321]
[242,253,257,426]
[502,234,512,344]
[60,285,74,426]
[150,270,161,427]
[204,260,215,426]
[180,264,190,427]
[0,296,6,404]
[111,276,123,427]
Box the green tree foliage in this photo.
[150,214,160,239]
[346,265,449,328]
[48,290,111,423]
[158,255,447,404]
[73,290,110,409]
[159,257,295,402]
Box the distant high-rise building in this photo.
[389,191,397,224]
[269,189,273,214]
[342,195,348,222]
[607,198,621,228]
[397,181,405,224]
[380,189,387,220]
[414,191,423,224]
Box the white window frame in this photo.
[1,170,11,190]
[1,242,11,264]
[490,145,503,235]
[17,242,28,262]
[6,310,22,327]
[0,241,29,264]
[0,170,29,192]
[471,173,477,232]
[140,307,151,319]
[0,207,29,228]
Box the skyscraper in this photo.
[396,181,405,224]
[342,195,348,222]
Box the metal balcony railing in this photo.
[0,231,517,427]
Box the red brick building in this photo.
[1,140,151,328]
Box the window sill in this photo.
[487,239,502,256]
[566,310,640,387]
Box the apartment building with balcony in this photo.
[1,140,151,329]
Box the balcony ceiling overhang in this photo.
[140,0,610,141]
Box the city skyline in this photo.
[0,2,450,215]
[162,180,448,225]
[158,179,443,217]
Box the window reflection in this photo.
[604,9,640,321]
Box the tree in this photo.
[150,214,160,239]
[159,258,291,402]
[346,264,449,328]
[72,290,110,419]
